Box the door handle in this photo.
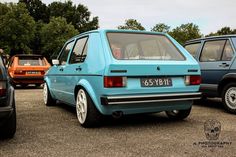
[219,63,230,68]
[76,67,82,71]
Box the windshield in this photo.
[107,33,185,60]
[18,56,45,66]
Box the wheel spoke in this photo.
[225,87,236,109]
[76,89,87,124]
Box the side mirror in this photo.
[52,59,59,66]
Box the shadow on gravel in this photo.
[55,102,188,128]
[193,98,224,110]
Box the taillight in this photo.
[185,76,201,85]
[14,70,25,75]
[104,76,127,88]
[0,81,6,96]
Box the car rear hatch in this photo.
[102,61,201,105]
[11,55,49,77]
[101,31,201,105]
[105,61,200,93]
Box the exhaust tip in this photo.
[112,111,123,119]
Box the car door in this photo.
[50,40,75,101]
[58,36,89,105]
[199,39,234,92]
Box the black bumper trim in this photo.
[101,92,202,105]
[11,76,44,80]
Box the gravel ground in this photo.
[0,88,236,157]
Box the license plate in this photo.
[140,77,172,87]
[27,71,39,74]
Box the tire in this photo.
[165,107,192,120]
[35,84,42,87]
[222,83,236,114]
[43,83,56,106]
[0,99,16,139]
[75,88,102,127]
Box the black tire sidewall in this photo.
[166,107,192,120]
[44,83,55,106]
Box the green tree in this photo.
[0,3,10,16]
[0,3,35,55]
[151,23,170,33]
[48,1,99,33]
[19,0,49,22]
[40,17,78,58]
[118,19,145,30]
[169,23,201,45]
[207,26,236,36]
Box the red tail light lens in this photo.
[185,75,201,85]
[0,81,6,96]
[104,76,127,88]
[14,70,25,75]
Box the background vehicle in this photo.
[0,55,16,138]
[44,29,201,127]
[8,54,51,87]
[185,35,236,113]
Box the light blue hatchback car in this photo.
[43,29,201,127]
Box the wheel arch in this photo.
[44,77,56,99]
[218,73,236,96]
[74,79,102,113]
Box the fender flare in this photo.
[218,73,236,94]
[75,79,103,113]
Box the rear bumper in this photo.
[11,76,44,84]
[101,92,202,105]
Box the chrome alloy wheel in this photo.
[76,89,88,124]
[225,87,236,109]
[43,83,48,105]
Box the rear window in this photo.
[185,43,201,58]
[18,56,45,66]
[107,33,185,60]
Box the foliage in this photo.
[19,0,49,22]
[118,19,145,30]
[207,27,236,37]
[0,3,35,55]
[169,23,202,45]
[151,23,170,33]
[40,17,78,59]
[48,1,99,33]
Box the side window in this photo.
[69,37,88,64]
[58,41,74,65]
[222,40,234,61]
[185,43,201,58]
[200,40,226,62]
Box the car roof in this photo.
[68,29,166,41]
[185,34,236,45]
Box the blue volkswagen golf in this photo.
[44,29,201,127]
